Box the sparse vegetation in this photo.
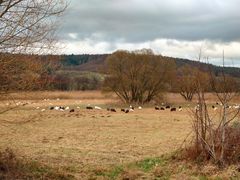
[0,148,73,180]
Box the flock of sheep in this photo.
[5,99,240,114]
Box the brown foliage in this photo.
[103,50,176,104]
[0,54,61,92]
[184,123,240,165]
[177,65,210,101]
[187,51,240,167]
[0,0,66,94]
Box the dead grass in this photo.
[0,91,240,179]
[0,97,192,178]
[0,148,73,180]
[0,91,117,100]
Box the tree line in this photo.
[1,50,239,98]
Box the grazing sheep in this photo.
[60,106,65,110]
[166,105,171,109]
[130,105,134,110]
[178,107,183,111]
[234,105,240,109]
[170,107,176,111]
[110,108,117,112]
[54,106,60,110]
[195,104,200,111]
[70,109,75,113]
[65,106,70,110]
[94,106,102,110]
[41,109,46,112]
[212,105,215,109]
[86,106,94,110]
[155,106,160,110]
[138,106,142,110]
[125,109,129,113]
[50,107,54,110]
[216,102,219,105]
[129,108,134,112]
[36,107,40,110]
[213,107,218,111]
[77,106,80,109]
[22,103,28,106]
[121,108,125,112]
[160,107,165,110]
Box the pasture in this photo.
[0,91,239,179]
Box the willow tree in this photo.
[103,50,176,104]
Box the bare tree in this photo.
[0,0,67,53]
[188,50,240,166]
[178,65,198,101]
[0,0,67,113]
[103,50,176,104]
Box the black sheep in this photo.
[86,106,93,110]
[110,108,117,112]
[170,107,176,111]
[155,106,160,110]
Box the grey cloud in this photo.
[58,0,240,43]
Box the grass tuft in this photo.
[135,155,169,172]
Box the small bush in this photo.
[0,148,73,180]
[184,122,240,165]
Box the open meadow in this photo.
[0,91,240,179]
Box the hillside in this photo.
[61,54,240,78]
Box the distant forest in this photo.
[60,54,240,78]
[2,53,240,91]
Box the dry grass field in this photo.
[0,91,240,179]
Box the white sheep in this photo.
[94,106,102,110]
[54,106,60,110]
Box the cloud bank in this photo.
[57,0,240,66]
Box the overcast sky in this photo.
[57,0,240,66]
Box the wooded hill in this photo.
[61,54,240,78]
